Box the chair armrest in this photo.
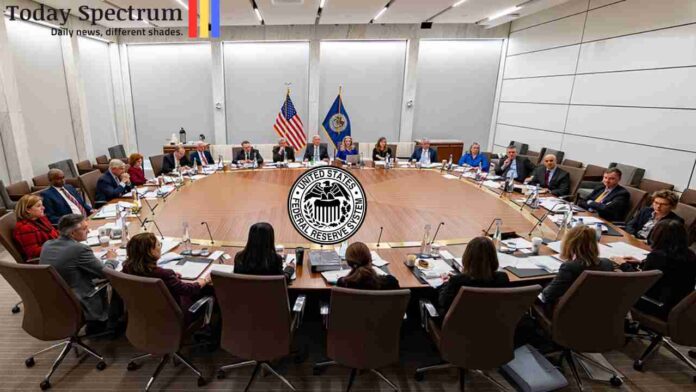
[25,257,40,265]
[419,299,439,333]
[291,294,307,331]
[320,301,329,328]
[640,295,664,308]
[87,281,110,298]
[188,296,215,325]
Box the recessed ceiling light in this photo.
[453,0,467,7]
[488,6,521,21]
[374,7,388,21]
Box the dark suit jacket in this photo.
[410,147,437,162]
[41,185,93,225]
[438,271,510,315]
[578,185,631,222]
[190,150,215,166]
[40,235,118,321]
[634,249,696,320]
[541,258,613,306]
[337,273,400,290]
[528,166,571,196]
[303,144,329,161]
[625,207,684,239]
[233,148,264,164]
[162,153,192,174]
[233,252,294,284]
[95,171,132,203]
[494,156,536,182]
[272,146,296,162]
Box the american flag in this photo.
[274,93,306,151]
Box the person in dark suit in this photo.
[273,138,296,162]
[577,168,631,222]
[539,225,614,310]
[95,159,132,204]
[162,145,192,174]
[615,220,696,320]
[13,195,59,260]
[40,214,120,333]
[190,141,215,167]
[410,138,437,164]
[123,232,210,313]
[527,154,571,196]
[494,145,536,182]
[42,168,92,225]
[336,242,399,290]
[626,190,683,240]
[303,135,329,162]
[438,236,509,315]
[233,140,264,165]
[234,222,295,283]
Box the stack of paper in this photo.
[157,252,183,265]
[442,174,459,180]
[208,264,235,274]
[160,238,180,254]
[370,251,389,267]
[502,238,534,250]
[530,256,562,273]
[165,262,209,280]
[287,162,303,168]
[321,267,386,284]
[483,180,502,189]
[605,242,650,261]
[191,174,207,180]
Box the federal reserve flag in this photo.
[321,92,351,149]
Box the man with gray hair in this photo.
[40,214,120,334]
[410,138,437,164]
[95,159,132,205]
[273,137,295,162]
[190,141,214,167]
[41,168,93,224]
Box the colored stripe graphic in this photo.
[211,0,220,37]
[188,0,198,38]
[199,0,210,38]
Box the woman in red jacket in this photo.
[127,153,147,186]
[13,194,58,261]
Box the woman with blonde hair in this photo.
[335,135,358,163]
[13,194,58,260]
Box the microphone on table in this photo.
[376,226,384,248]
[201,221,215,245]
[142,217,165,240]
[430,222,445,245]
[141,197,158,214]
[482,217,501,236]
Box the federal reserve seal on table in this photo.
[288,166,367,245]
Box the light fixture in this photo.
[453,0,467,7]
[320,0,326,9]
[374,7,388,21]
[487,6,521,21]
[175,0,189,10]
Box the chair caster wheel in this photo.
[414,372,424,382]
[610,376,623,387]
[127,361,140,371]
[96,361,107,370]
[197,376,207,387]
[216,369,226,379]
[40,380,51,390]
[689,350,696,359]
[25,357,35,368]
[312,366,326,376]
[633,360,643,371]
[12,305,20,314]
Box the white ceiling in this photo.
[33,0,572,27]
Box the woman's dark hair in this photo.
[341,242,381,289]
[124,232,159,276]
[461,236,499,281]
[375,137,387,152]
[650,219,689,255]
[237,222,278,271]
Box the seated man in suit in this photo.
[578,167,630,222]
[303,135,329,162]
[233,140,264,165]
[42,169,92,225]
[527,154,571,196]
[162,145,192,174]
[494,145,536,182]
[190,141,215,167]
[40,214,120,334]
[273,137,296,162]
[96,159,132,204]
[410,138,437,164]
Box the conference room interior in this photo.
[1,0,696,391]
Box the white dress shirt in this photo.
[53,186,82,215]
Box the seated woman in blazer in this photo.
[539,225,613,311]
[13,195,59,260]
[372,137,393,161]
[127,153,147,186]
[615,220,696,320]
[438,236,509,315]
[335,136,358,163]
[234,222,295,283]
[336,242,399,290]
[626,190,683,241]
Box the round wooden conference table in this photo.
[93,165,649,290]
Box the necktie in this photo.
[595,189,611,203]
[201,152,208,165]
[245,151,249,160]
[544,170,550,186]
[61,188,86,216]
[314,147,319,161]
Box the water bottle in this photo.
[385,153,391,169]
[419,224,432,256]
[531,184,540,208]
[505,171,515,193]
[595,223,603,241]
[252,152,258,169]
[182,222,191,254]
[217,155,223,170]
[447,154,453,171]
[493,219,502,251]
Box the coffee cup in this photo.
[532,237,543,255]
[294,247,305,266]
[405,254,417,267]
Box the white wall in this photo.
[5,19,78,175]
[0,137,9,184]
[223,41,309,145]
[413,39,503,145]
[490,0,696,190]
[127,43,214,158]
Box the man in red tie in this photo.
[191,141,215,167]
[41,169,93,225]
[527,154,571,196]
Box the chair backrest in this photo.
[668,290,696,346]
[440,285,541,370]
[539,147,565,164]
[0,180,16,209]
[5,180,31,201]
[674,202,696,229]
[624,186,649,222]
[394,141,415,159]
[76,160,95,175]
[103,268,184,355]
[526,150,541,164]
[95,155,109,165]
[48,159,78,179]
[509,141,529,155]
[609,162,645,187]
[149,154,165,177]
[552,270,661,352]
[78,170,101,207]
[517,154,537,167]
[211,272,292,361]
[387,143,397,159]
[32,174,50,188]
[0,261,84,341]
[561,158,583,168]
[108,144,127,159]
[679,188,696,207]
[326,287,410,370]
[583,163,607,181]
[638,178,674,194]
[558,164,587,197]
[0,211,23,263]
[232,146,243,159]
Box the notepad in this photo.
[321,267,386,284]
[157,252,183,265]
[605,242,650,261]
[208,264,235,274]
[160,238,180,254]
[442,174,459,180]
[370,251,389,267]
